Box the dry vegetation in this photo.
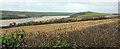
[4,19,118,47]
[1,14,119,47]
[25,21,119,47]
[1,19,118,34]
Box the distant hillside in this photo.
[0,10,74,19]
[70,11,110,17]
[0,11,111,20]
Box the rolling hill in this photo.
[0,10,74,19]
[70,11,109,17]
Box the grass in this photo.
[70,11,109,17]
[1,11,110,19]
[2,11,73,15]
[0,15,10,18]
[0,10,73,19]
[2,10,73,17]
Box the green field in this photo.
[2,11,73,16]
[1,11,110,19]
[70,11,109,17]
[0,10,74,19]
[0,15,10,18]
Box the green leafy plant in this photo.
[53,35,70,48]
[1,29,27,47]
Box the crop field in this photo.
[1,19,118,34]
[30,22,119,47]
[1,11,119,48]
[1,19,119,47]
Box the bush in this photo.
[9,22,16,27]
[53,35,70,48]
[1,29,27,47]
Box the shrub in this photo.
[9,22,16,27]
[53,35,70,48]
[1,29,27,47]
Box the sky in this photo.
[0,0,119,13]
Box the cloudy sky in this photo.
[0,0,119,13]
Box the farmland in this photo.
[0,10,73,19]
[2,10,73,16]
[70,11,109,17]
[1,11,119,48]
[1,19,119,34]
[1,18,119,47]
[0,15,9,18]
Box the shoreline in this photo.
[0,16,70,26]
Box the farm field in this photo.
[2,10,73,16]
[1,19,118,34]
[1,1,119,48]
[1,11,119,48]
[0,15,9,18]
[0,10,73,19]
[1,18,119,47]
[70,11,109,17]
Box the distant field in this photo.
[2,11,73,15]
[1,10,73,17]
[0,11,73,19]
[0,15,9,18]
[1,11,111,19]
[70,11,109,17]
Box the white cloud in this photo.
[0,2,118,13]
[67,3,85,8]
[0,0,119,2]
